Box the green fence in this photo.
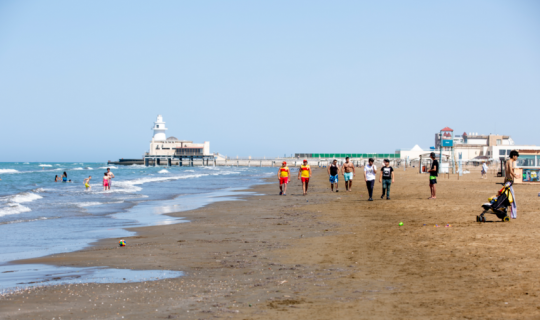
[308,153,401,159]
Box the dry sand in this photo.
[1,167,540,319]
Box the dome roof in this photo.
[166,136,179,141]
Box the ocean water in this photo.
[0,162,275,289]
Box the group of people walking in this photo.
[276,157,395,200]
[277,160,312,196]
[327,157,395,201]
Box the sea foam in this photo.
[76,202,103,208]
[0,169,19,174]
[0,204,32,217]
[10,192,43,204]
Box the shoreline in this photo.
[13,180,273,270]
[0,170,273,268]
[2,167,540,319]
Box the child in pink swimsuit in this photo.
[103,172,109,191]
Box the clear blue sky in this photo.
[1,0,539,161]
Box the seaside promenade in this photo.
[1,168,539,319]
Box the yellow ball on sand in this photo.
[399,222,403,226]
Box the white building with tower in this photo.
[147,115,210,157]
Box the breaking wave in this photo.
[0,169,19,174]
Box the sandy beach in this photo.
[1,166,540,319]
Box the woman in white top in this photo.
[364,158,377,201]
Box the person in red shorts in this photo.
[277,161,290,196]
[297,159,312,196]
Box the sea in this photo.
[0,162,275,292]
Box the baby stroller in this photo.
[477,183,513,222]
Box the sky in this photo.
[0,0,539,162]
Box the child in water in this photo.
[84,176,92,191]
[103,172,109,191]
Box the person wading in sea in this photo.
[277,161,290,196]
[298,159,312,196]
[341,157,356,192]
[327,159,340,192]
[106,168,115,191]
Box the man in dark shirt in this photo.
[379,159,394,200]
[428,152,438,199]
[327,159,340,192]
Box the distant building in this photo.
[147,115,210,157]
[436,131,539,161]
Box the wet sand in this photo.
[2,167,540,319]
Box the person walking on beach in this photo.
[298,159,312,196]
[327,159,340,192]
[106,168,115,190]
[428,152,438,199]
[505,150,519,219]
[341,157,356,191]
[481,162,488,179]
[62,172,68,182]
[277,161,290,196]
[84,176,92,191]
[364,158,377,201]
[379,159,394,200]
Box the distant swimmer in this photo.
[341,157,355,192]
[364,158,377,201]
[103,172,110,191]
[62,172,68,182]
[106,168,115,190]
[327,159,340,192]
[298,159,312,196]
[84,176,92,191]
[379,159,394,200]
[277,161,290,196]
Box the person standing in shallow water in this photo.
[327,159,340,192]
[428,152,438,199]
[106,168,115,191]
[364,158,377,201]
[379,159,394,200]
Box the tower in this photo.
[152,115,168,141]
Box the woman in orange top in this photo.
[277,161,290,196]
[297,159,312,196]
